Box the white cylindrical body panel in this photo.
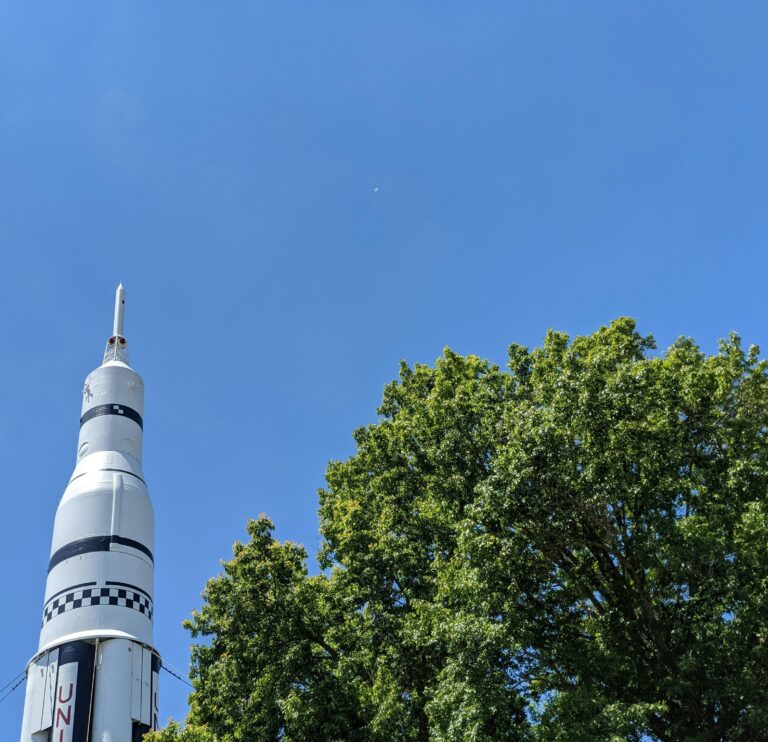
[90,639,160,741]
[21,342,160,741]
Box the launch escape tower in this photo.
[20,285,160,741]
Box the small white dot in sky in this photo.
[373,187,379,193]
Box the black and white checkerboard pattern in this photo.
[42,586,153,626]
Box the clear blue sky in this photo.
[2,1,768,730]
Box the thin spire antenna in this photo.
[113,283,125,338]
[103,283,129,364]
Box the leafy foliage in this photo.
[147,319,768,741]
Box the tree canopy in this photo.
[148,319,768,741]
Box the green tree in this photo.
[148,319,768,741]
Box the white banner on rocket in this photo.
[52,662,78,742]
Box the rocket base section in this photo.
[20,638,159,742]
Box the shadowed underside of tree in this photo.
[147,319,768,742]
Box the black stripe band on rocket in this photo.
[48,535,154,572]
[80,403,143,430]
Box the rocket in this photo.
[20,284,160,741]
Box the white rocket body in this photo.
[20,286,160,742]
